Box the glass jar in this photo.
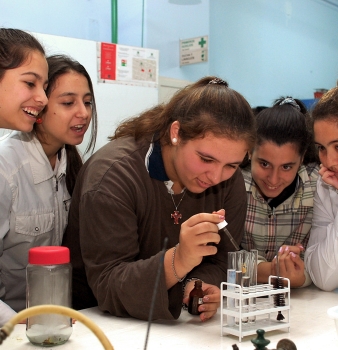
[26,246,72,347]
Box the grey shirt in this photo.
[0,132,70,314]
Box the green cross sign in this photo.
[180,36,208,66]
[198,37,207,48]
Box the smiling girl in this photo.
[0,28,48,131]
[241,97,319,288]
[0,54,97,325]
[62,77,256,322]
[305,87,338,291]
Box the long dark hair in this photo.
[36,54,98,195]
[0,28,45,81]
[242,96,318,167]
[110,76,256,150]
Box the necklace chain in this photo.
[170,188,187,224]
[170,189,186,210]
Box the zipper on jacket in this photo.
[55,173,65,192]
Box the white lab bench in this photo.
[1,284,338,349]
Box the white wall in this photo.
[0,0,112,42]
[118,0,144,47]
[144,0,210,81]
[209,0,338,106]
[1,0,338,106]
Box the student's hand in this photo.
[277,243,304,256]
[319,164,338,190]
[176,210,224,271]
[183,281,220,322]
[271,251,305,287]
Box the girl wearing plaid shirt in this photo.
[241,97,319,288]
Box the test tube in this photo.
[241,276,250,324]
[227,252,236,326]
[249,249,258,323]
[235,251,243,325]
[241,250,252,324]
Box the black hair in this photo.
[241,96,318,167]
[36,54,98,195]
[252,106,268,116]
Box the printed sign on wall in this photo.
[179,36,208,66]
[98,42,159,87]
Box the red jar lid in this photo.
[28,246,70,265]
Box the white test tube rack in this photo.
[220,276,290,342]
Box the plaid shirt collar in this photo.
[244,165,312,210]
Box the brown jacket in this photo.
[63,136,247,320]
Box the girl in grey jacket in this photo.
[0,54,97,326]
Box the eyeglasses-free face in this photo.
[0,51,48,131]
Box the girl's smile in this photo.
[251,141,302,198]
